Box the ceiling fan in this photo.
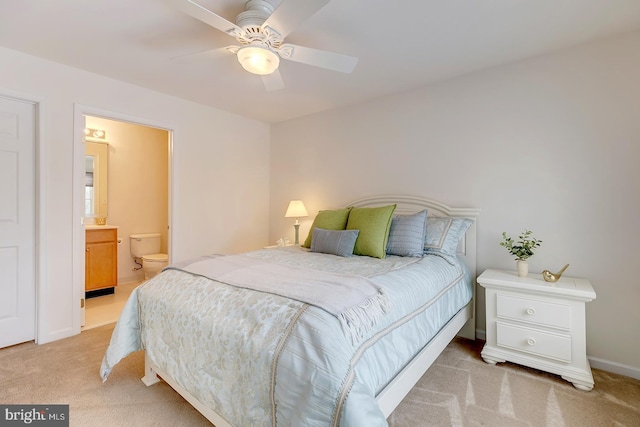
[167,0,359,91]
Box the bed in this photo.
[100,195,480,426]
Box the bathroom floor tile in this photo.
[83,281,140,330]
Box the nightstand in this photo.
[478,268,596,390]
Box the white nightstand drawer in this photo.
[496,293,571,330]
[496,322,572,362]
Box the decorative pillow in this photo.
[424,216,473,256]
[346,204,396,259]
[303,207,352,248]
[386,210,427,257]
[310,228,359,257]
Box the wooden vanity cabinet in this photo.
[85,228,118,291]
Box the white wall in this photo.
[270,33,640,376]
[0,47,271,344]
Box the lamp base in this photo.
[293,224,300,245]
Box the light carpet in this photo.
[1,324,638,426]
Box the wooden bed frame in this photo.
[142,195,481,426]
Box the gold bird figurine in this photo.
[542,264,569,282]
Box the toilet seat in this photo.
[142,253,168,263]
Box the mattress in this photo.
[101,246,472,426]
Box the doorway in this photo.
[73,105,173,332]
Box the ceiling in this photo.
[1,0,640,123]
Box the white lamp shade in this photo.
[237,46,280,75]
[285,200,308,218]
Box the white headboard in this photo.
[347,195,481,338]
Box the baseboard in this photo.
[475,328,639,380]
[589,356,640,380]
[86,287,115,299]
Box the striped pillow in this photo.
[386,210,427,257]
[310,228,359,257]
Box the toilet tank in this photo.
[130,233,161,257]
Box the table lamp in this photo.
[284,200,308,245]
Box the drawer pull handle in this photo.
[526,308,536,315]
[527,338,536,346]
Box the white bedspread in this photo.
[101,247,472,426]
[100,286,140,381]
[174,254,390,343]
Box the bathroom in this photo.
[84,116,169,328]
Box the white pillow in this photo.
[424,217,472,256]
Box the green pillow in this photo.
[303,207,353,248]
[346,204,397,259]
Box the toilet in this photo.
[130,233,169,280]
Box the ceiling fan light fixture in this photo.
[237,46,280,75]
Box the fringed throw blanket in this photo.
[171,254,391,343]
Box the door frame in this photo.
[0,88,46,344]
[72,104,175,333]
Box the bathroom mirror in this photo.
[85,142,108,218]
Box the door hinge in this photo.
[80,298,85,308]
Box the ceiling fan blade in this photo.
[262,0,329,38]
[279,43,358,73]
[165,0,242,36]
[261,69,285,92]
[171,46,237,62]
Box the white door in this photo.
[0,96,36,348]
